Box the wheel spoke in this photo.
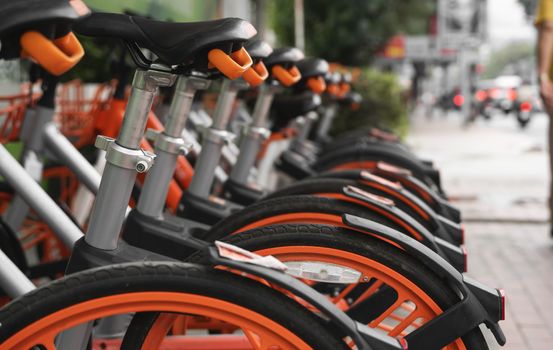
[332,282,358,304]
[369,299,404,328]
[389,310,420,337]
[351,279,384,307]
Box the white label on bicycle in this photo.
[215,241,287,271]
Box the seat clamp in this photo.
[246,126,271,141]
[134,69,177,92]
[145,129,190,155]
[95,135,156,173]
[204,128,236,146]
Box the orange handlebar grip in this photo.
[242,61,269,87]
[307,76,326,94]
[271,65,301,87]
[20,31,84,76]
[208,47,253,80]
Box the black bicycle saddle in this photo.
[74,12,257,66]
[264,47,305,68]
[0,0,85,35]
[325,72,341,84]
[270,91,322,130]
[245,40,273,61]
[0,0,88,59]
[296,57,329,79]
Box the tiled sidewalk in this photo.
[408,112,553,349]
[465,222,553,350]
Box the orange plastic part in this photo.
[326,83,340,96]
[254,246,468,349]
[208,47,253,80]
[271,65,302,86]
[307,76,326,94]
[20,31,84,76]
[338,82,351,97]
[242,61,269,87]
[0,292,311,350]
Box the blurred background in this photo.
[1,1,549,348]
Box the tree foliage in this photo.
[483,41,534,78]
[331,69,408,138]
[517,0,535,17]
[269,0,435,66]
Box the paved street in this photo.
[408,111,553,350]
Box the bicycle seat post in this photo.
[84,67,176,250]
[188,78,249,198]
[293,110,318,148]
[137,75,210,218]
[229,83,279,184]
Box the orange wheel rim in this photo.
[254,246,467,350]
[331,161,378,171]
[1,292,313,350]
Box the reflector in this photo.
[284,261,362,283]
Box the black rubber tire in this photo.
[0,261,348,350]
[265,177,431,230]
[225,224,489,349]
[203,195,406,242]
[313,144,437,188]
[323,135,408,155]
[311,169,460,222]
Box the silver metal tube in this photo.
[316,104,337,139]
[251,84,274,128]
[136,76,208,217]
[43,122,101,192]
[295,111,318,143]
[116,87,156,149]
[188,139,223,197]
[229,135,259,183]
[164,76,202,137]
[84,164,135,250]
[84,69,175,250]
[0,249,35,298]
[164,92,193,137]
[136,150,177,217]
[187,79,246,197]
[212,80,237,130]
[0,145,83,248]
[4,151,43,232]
[230,85,275,183]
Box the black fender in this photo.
[69,237,402,349]
[202,244,404,350]
[314,142,437,187]
[343,214,506,349]
[343,185,466,273]
[359,171,463,245]
[316,168,462,223]
[359,170,441,229]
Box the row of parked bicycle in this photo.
[0,1,506,349]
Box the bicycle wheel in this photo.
[0,261,348,350]
[204,195,422,244]
[222,224,488,350]
[313,145,438,189]
[265,177,431,230]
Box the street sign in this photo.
[405,36,431,60]
[437,0,487,51]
